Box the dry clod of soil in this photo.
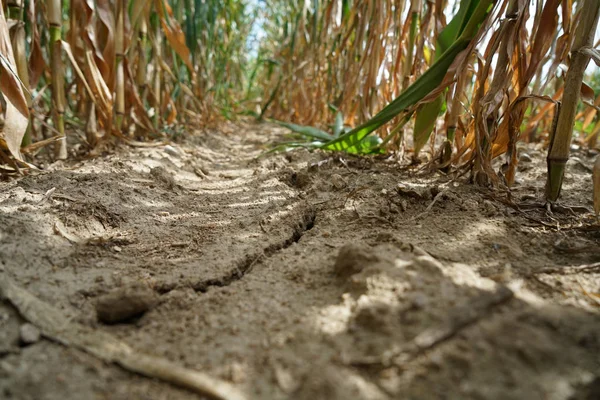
[282,169,312,189]
[330,173,347,190]
[334,243,380,279]
[396,183,432,199]
[95,285,158,324]
[483,199,498,216]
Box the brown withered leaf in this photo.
[154,0,194,74]
[81,50,113,130]
[581,82,600,112]
[525,0,560,79]
[0,8,28,118]
[27,0,46,87]
[123,58,155,133]
[0,6,29,161]
[95,0,116,88]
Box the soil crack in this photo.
[157,205,317,294]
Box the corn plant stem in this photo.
[48,0,66,160]
[545,0,600,201]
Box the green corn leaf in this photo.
[273,120,335,141]
[414,95,444,155]
[321,0,494,154]
[356,136,385,154]
[438,0,480,54]
[413,0,478,156]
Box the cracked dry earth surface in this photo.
[1,122,600,400]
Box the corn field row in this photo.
[0,0,599,203]
[0,0,252,164]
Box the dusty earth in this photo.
[1,122,599,400]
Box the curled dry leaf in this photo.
[155,0,194,74]
[594,155,600,216]
[0,4,29,161]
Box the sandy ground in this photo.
[1,122,599,400]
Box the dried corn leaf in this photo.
[95,0,116,87]
[27,0,46,87]
[0,6,28,118]
[155,0,194,74]
[581,82,600,112]
[1,97,29,161]
[0,4,28,161]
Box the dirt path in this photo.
[1,122,599,400]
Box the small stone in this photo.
[228,362,247,384]
[274,366,298,393]
[113,246,122,252]
[330,174,347,190]
[19,323,41,345]
[96,285,158,324]
[164,145,182,158]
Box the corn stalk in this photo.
[545,0,600,201]
[47,0,67,159]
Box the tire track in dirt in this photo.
[189,205,316,293]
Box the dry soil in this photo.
[1,122,599,400]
